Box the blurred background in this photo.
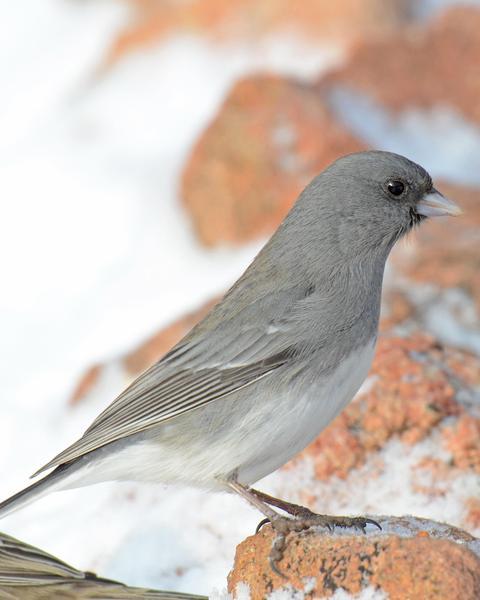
[1,0,480,596]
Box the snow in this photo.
[423,288,480,354]
[0,1,479,598]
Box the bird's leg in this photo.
[250,487,382,534]
[251,488,314,518]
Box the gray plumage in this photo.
[0,151,460,516]
[0,530,206,599]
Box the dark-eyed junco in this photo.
[0,151,460,571]
[0,530,206,599]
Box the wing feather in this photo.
[33,345,294,476]
[33,281,321,477]
[0,532,83,584]
[0,531,207,597]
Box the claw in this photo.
[343,517,382,533]
[269,555,288,579]
[269,530,288,579]
[256,517,271,534]
[365,517,382,531]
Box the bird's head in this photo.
[288,150,462,264]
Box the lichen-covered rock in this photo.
[321,6,480,125]
[443,414,480,474]
[181,75,364,246]
[69,364,102,406]
[107,0,407,63]
[227,516,480,599]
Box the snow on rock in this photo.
[228,516,480,599]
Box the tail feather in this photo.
[0,465,70,519]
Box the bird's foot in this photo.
[228,482,381,577]
[289,508,382,534]
[257,507,381,534]
[257,511,381,577]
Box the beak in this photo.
[416,189,462,218]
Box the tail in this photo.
[0,464,71,519]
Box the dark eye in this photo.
[387,180,405,196]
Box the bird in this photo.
[0,530,206,599]
[0,151,461,571]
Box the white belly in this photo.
[62,339,376,492]
[234,337,376,485]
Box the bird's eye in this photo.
[387,180,405,196]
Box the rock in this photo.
[227,516,480,599]
[108,0,408,63]
[443,414,480,474]
[466,498,480,530]
[320,6,480,125]
[379,288,416,332]
[69,364,102,406]
[181,75,364,246]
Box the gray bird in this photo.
[0,151,460,569]
[0,530,206,599]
